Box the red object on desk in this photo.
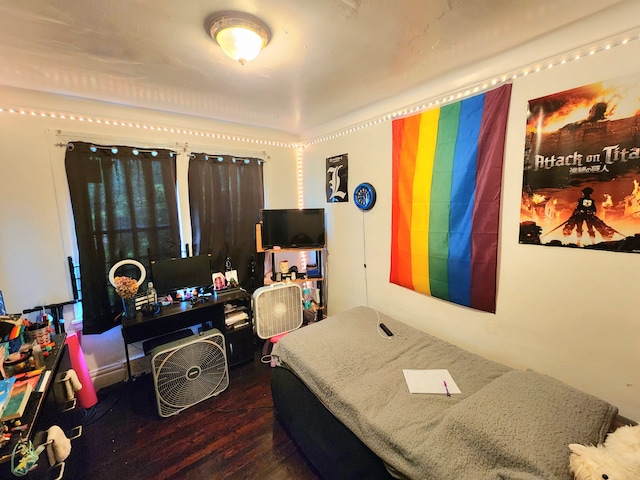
[65,332,97,408]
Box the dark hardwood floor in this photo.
[58,349,321,480]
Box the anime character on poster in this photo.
[559,187,619,246]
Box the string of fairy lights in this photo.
[1,27,639,179]
[2,28,636,283]
[1,29,638,151]
[0,109,296,149]
[304,29,640,146]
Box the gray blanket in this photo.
[273,306,617,480]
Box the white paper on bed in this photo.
[402,369,461,394]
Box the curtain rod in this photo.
[55,141,181,156]
[54,141,269,162]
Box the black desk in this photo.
[120,289,252,378]
[0,333,69,465]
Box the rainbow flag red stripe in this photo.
[390,84,511,312]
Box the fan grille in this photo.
[151,331,229,417]
[253,283,303,339]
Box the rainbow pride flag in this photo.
[390,84,511,313]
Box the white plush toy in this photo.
[569,424,640,480]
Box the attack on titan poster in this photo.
[520,73,640,253]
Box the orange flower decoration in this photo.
[114,276,139,299]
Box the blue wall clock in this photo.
[353,182,376,211]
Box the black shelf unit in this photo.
[210,290,254,367]
[264,247,326,317]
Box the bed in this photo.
[270,306,618,480]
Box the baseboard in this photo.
[90,362,126,390]
[90,354,152,390]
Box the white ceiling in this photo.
[0,0,630,136]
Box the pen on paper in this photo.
[444,380,450,397]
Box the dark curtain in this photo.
[188,153,264,292]
[65,142,180,334]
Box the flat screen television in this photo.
[261,208,326,249]
[150,255,212,294]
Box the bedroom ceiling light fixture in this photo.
[208,12,271,65]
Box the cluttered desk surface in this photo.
[120,288,250,338]
[0,333,67,464]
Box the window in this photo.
[65,142,180,334]
[188,153,264,291]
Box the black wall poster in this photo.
[326,153,348,202]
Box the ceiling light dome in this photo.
[208,12,271,65]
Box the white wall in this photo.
[301,18,640,420]
[0,87,299,387]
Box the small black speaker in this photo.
[141,302,161,316]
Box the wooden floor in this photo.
[59,350,321,480]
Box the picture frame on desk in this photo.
[225,270,239,288]
[213,272,227,291]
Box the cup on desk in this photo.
[24,325,51,347]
